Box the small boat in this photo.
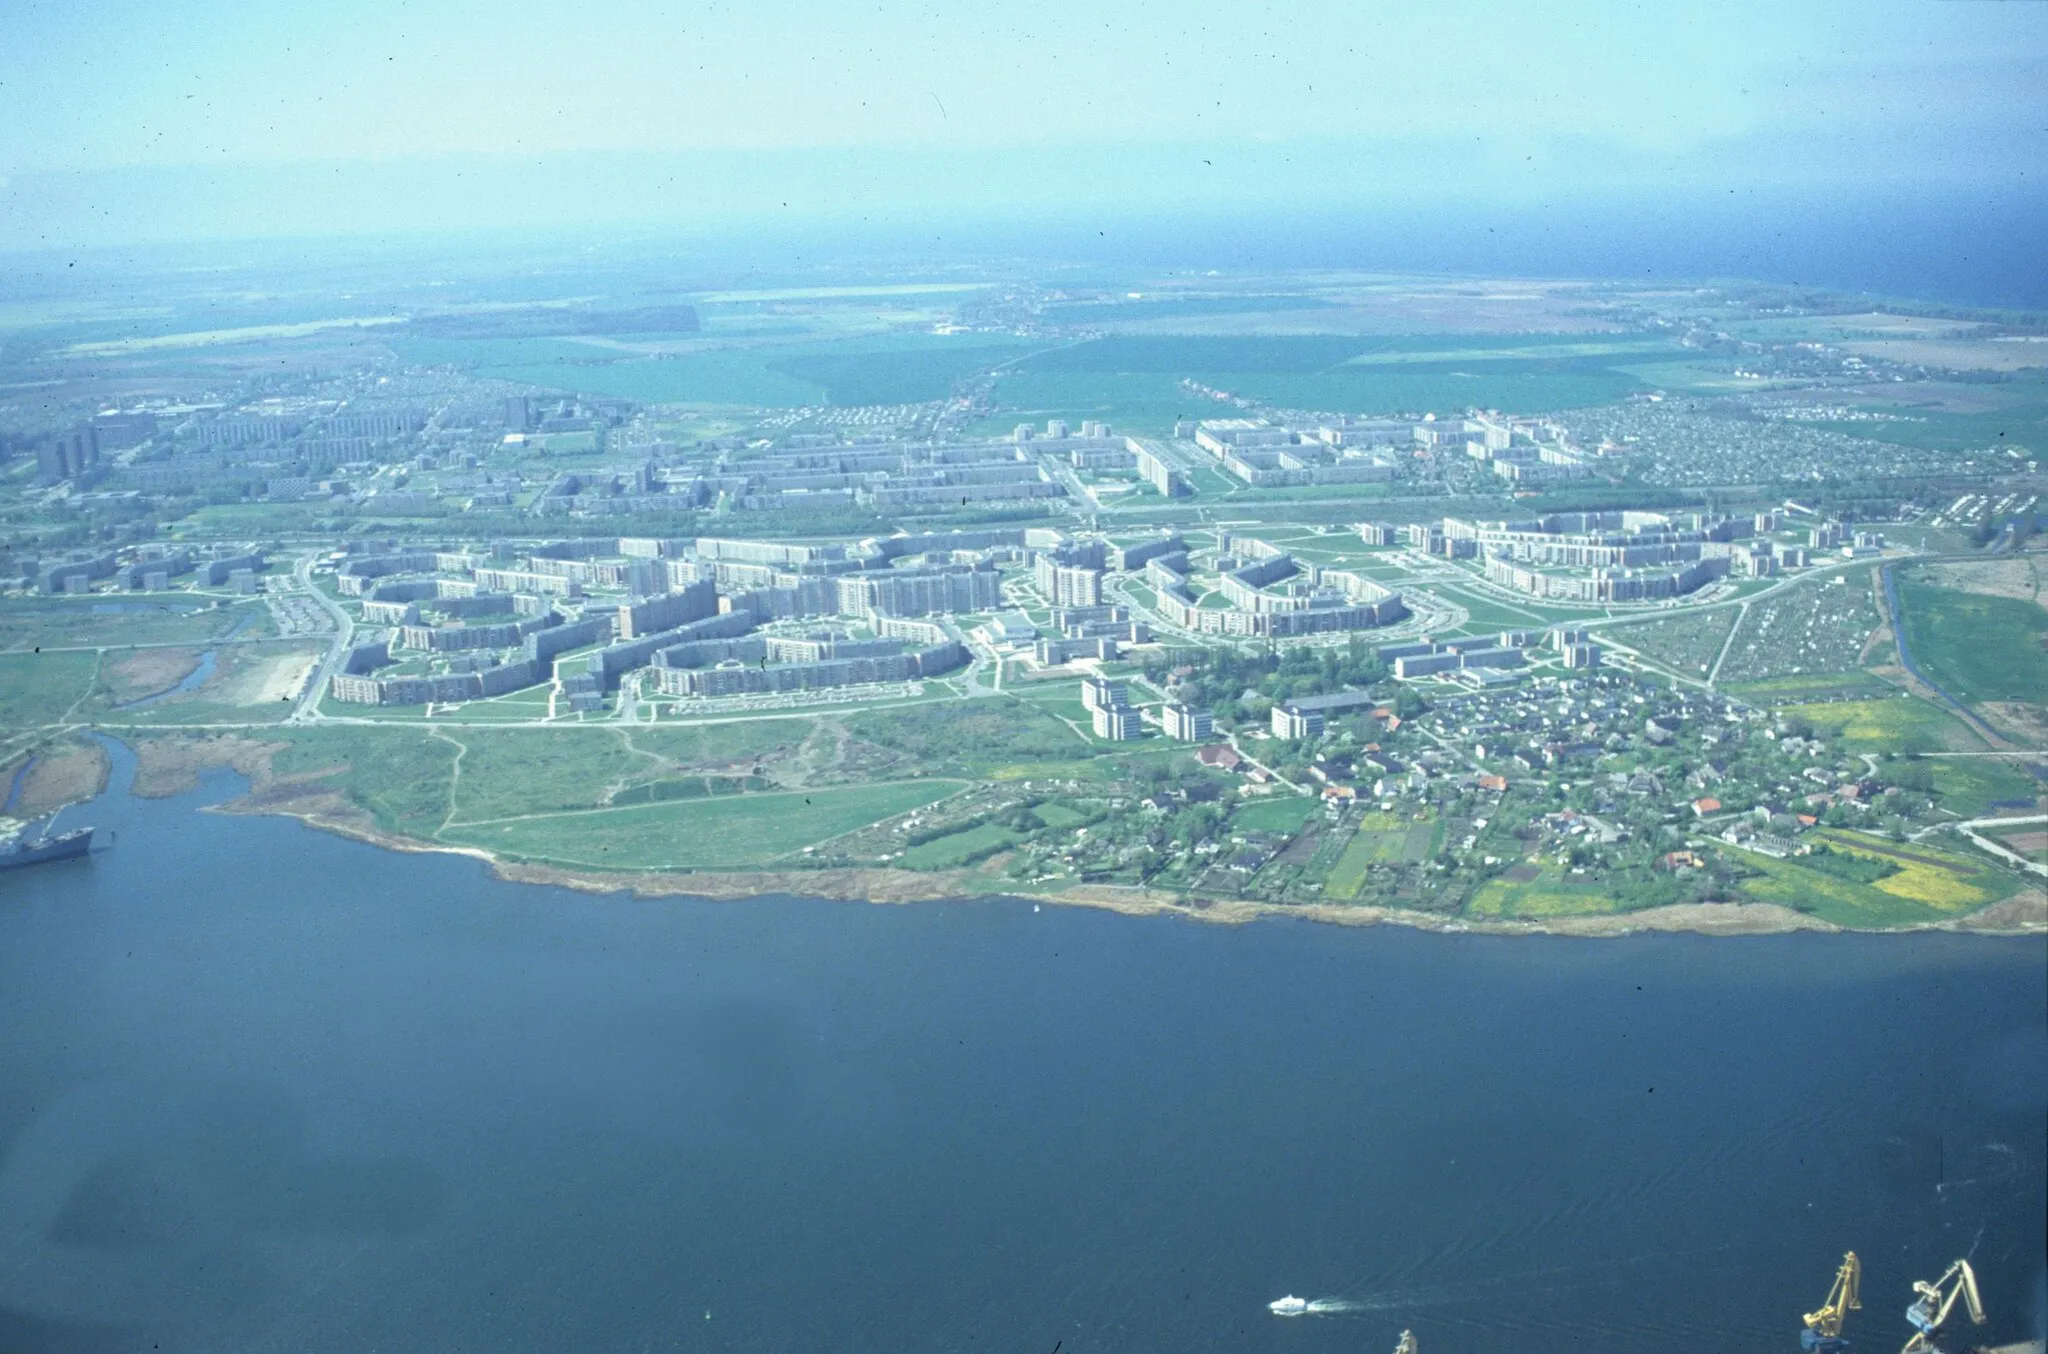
[1270,1296,1309,1317]
[0,824,94,871]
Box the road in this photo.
[289,554,354,724]
[1949,814,2048,879]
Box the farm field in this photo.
[1779,695,1987,754]
[438,780,963,870]
[1323,812,1433,898]
[1467,867,1621,918]
[1897,571,2048,706]
[1733,829,2023,927]
[1722,672,1898,702]
[997,333,1683,418]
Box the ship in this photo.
[0,825,94,871]
[1269,1296,1308,1317]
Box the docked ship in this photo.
[0,825,94,871]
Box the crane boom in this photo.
[1804,1252,1862,1351]
[1901,1259,1987,1354]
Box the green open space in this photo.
[272,728,460,838]
[1468,868,1623,918]
[1780,695,1987,754]
[438,780,962,870]
[1723,672,1898,702]
[996,333,1679,419]
[845,697,1092,777]
[392,333,1034,408]
[0,650,100,733]
[1734,830,2020,926]
[0,597,253,651]
[1323,813,1433,897]
[896,821,1019,869]
[766,339,1035,405]
[1929,759,2044,818]
[1229,795,1317,834]
[1897,571,2048,706]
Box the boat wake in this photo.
[1269,1296,1363,1317]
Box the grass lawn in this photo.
[1034,802,1089,829]
[1897,572,2048,706]
[897,821,1018,869]
[438,779,963,870]
[1230,795,1318,834]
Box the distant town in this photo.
[3,271,2042,932]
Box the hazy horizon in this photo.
[4,0,2045,306]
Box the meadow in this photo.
[437,780,962,870]
[1897,572,2048,706]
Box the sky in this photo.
[1,0,2045,264]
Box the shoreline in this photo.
[133,734,2048,939]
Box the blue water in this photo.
[1,758,30,815]
[0,746,2042,1354]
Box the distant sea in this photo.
[1,746,2043,1354]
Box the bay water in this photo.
[1,748,2042,1353]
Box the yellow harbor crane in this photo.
[1803,1252,1863,1353]
[1900,1259,1986,1354]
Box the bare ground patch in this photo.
[130,734,287,797]
[1923,559,2043,609]
[1979,702,2048,745]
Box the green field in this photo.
[438,780,962,870]
[1780,695,1987,754]
[897,821,1019,869]
[1468,869,1622,918]
[272,729,461,837]
[1323,813,1433,897]
[768,340,1034,404]
[0,597,254,651]
[1722,672,1899,702]
[392,333,1034,408]
[1929,758,2044,817]
[1734,829,2020,927]
[1898,573,2048,705]
[993,333,1679,420]
[0,650,100,734]
[1230,795,1318,834]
